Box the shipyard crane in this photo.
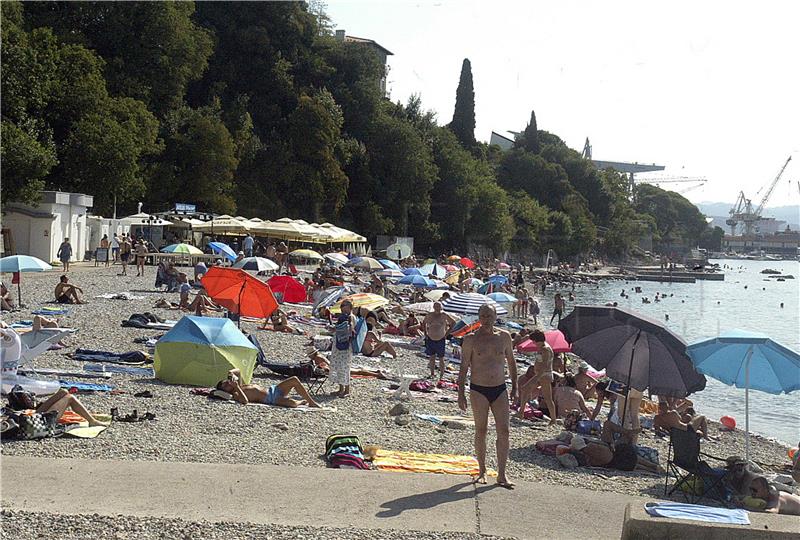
[726,155,792,236]
[632,175,708,195]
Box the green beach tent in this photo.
[154,316,258,387]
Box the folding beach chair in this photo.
[664,427,730,505]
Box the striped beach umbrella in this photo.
[440,292,508,316]
[233,257,279,272]
[329,292,389,314]
[323,252,349,265]
[161,243,203,255]
[346,256,383,270]
[376,269,404,279]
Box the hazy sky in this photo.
[326,0,800,208]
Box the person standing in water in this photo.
[458,304,517,488]
[550,292,565,326]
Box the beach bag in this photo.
[577,419,602,436]
[563,410,584,431]
[18,411,61,440]
[334,319,351,350]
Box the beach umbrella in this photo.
[423,290,450,302]
[402,268,422,276]
[477,282,495,294]
[201,267,278,324]
[460,257,476,269]
[233,257,279,273]
[462,277,484,288]
[443,264,459,272]
[386,243,412,260]
[208,241,237,262]
[517,330,572,354]
[323,252,349,265]
[497,262,511,271]
[398,275,438,288]
[486,274,508,284]
[347,256,383,270]
[375,269,404,279]
[559,305,706,431]
[686,330,800,460]
[440,292,508,316]
[312,286,349,317]
[154,316,258,387]
[419,263,447,278]
[447,255,462,262]
[289,249,323,261]
[432,279,450,290]
[329,292,389,314]
[161,243,203,255]
[443,271,462,286]
[379,259,402,271]
[487,292,517,304]
[0,255,52,306]
[267,275,307,303]
[406,301,436,314]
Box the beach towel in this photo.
[95,292,145,300]
[72,349,151,365]
[373,449,496,476]
[32,307,69,316]
[63,425,108,438]
[644,502,750,525]
[83,364,155,377]
[59,381,114,392]
[19,368,112,380]
[325,434,368,470]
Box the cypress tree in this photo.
[522,109,540,154]
[449,58,475,147]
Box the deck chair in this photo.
[664,427,730,505]
[18,328,76,367]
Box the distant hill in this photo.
[696,202,799,229]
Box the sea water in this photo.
[536,259,800,446]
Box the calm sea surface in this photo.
[537,259,800,446]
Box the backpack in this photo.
[334,318,352,350]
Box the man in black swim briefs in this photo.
[458,304,517,488]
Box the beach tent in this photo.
[154,316,258,386]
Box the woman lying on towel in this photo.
[31,388,109,427]
[216,369,321,408]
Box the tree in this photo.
[508,191,550,252]
[466,180,515,254]
[496,149,574,210]
[634,184,707,249]
[699,226,725,252]
[0,119,57,204]
[515,109,540,154]
[449,58,475,147]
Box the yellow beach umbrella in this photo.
[289,248,323,260]
[329,293,389,314]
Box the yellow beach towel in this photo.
[373,449,496,477]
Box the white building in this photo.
[1,191,94,263]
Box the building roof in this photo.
[344,35,393,56]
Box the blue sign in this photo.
[175,203,196,213]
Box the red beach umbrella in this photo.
[517,330,572,354]
[201,267,278,319]
[267,275,307,303]
[460,257,476,269]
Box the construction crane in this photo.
[726,155,792,236]
[632,175,708,195]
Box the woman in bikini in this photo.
[515,329,557,424]
[216,368,321,408]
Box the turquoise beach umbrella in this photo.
[0,255,53,306]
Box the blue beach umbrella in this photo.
[379,259,401,271]
[486,274,508,285]
[398,274,437,288]
[686,329,800,460]
[0,255,53,306]
[208,241,237,262]
[402,268,422,276]
[487,292,517,303]
[477,282,496,295]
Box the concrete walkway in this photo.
[2,456,648,539]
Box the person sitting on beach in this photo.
[1,282,16,311]
[54,275,87,304]
[553,373,592,419]
[398,313,423,336]
[33,388,109,426]
[361,330,397,358]
[654,401,716,441]
[216,368,321,409]
[749,476,800,516]
[574,362,597,399]
[268,309,302,334]
[511,329,530,347]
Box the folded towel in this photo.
[644,502,750,525]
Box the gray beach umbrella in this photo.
[558,305,706,398]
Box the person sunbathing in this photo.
[553,374,592,419]
[32,314,60,331]
[511,329,530,347]
[35,388,109,427]
[54,275,87,304]
[750,476,800,515]
[267,309,302,334]
[654,401,716,440]
[398,314,423,336]
[216,368,320,408]
[362,330,397,358]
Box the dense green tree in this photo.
[0,120,57,204]
[449,58,475,147]
[508,191,550,252]
[634,184,707,248]
[466,180,515,254]
[699,226,725,252]
[496,149,574,210]
[516,110,540,154]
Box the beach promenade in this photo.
[2,455,643,539]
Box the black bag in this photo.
[18,410,62,440]
[7,384,36,410]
